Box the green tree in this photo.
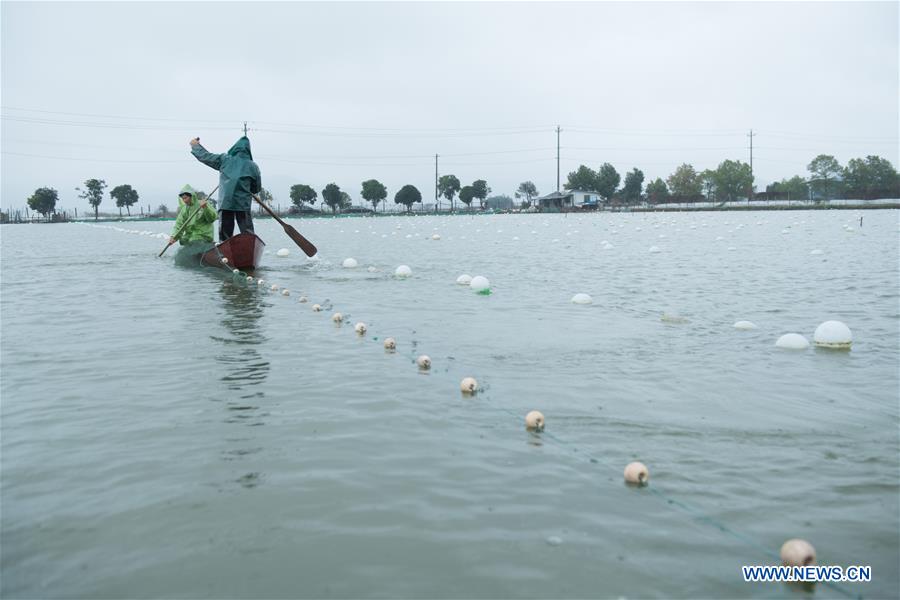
[595,163,620,200]
[842,155,900,200]
[438,175,460,211]
[361,179,387,211]
[472,179,491,209]
[109,184,139,216]
[394,184,421,213]
[255,188,273,214]
[77,178,107,220]
[515,181,538,207]
[340,191,353,209]
[807,154,843,200]
[290,184,318,208]
[767,176,809,200]
[322,183,343,213]
[701,169,717,201]
[156,204,169,217]
[711,160,752,202]
[666,163,703,198]
[27,187,59,218]
[621,168,644,203]
[645,178,669,204]
[564,165,597,191]
[459,185,475,208]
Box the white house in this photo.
[536,189,601,210]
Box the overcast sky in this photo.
[2,1,897,213]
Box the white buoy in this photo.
[298,296,308,303]
[395,265,412,278]
[780,539,816,567]
[342,258,358,268]
[733,321,758,330]
[281,289,290,296]
[571,293,593,305]
[367,266,378,273]
[232,269,239,274]
[270,284,279,292]
[776,333,809,350]
[312,304,322,312]
[456,274,472,285]
[525,410,545,432]
[332,312,343,323]
[813,320,852,349]
[354,322,367,335]
[246,276,254,283]
[431,233,441,240]
[257,279,265,287]
[460,377,478,395]
[416,355,431,370]
[221,257,229,264]
[624,461,649,485]
[383,337,396,351]
[276,248,290,258]
[661,312,690,324]
[470,276,491,294]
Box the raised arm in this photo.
[190,138,225,171]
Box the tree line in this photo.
[26,179,144,219]
[561,153,899,205]
[19,152,898,220]
[288,176,491,214]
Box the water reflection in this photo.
[213,281,270,421]
[212,280,271,488]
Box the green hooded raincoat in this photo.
[171,184,217,244]
[190,137,261,211]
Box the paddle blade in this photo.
[283,223,317,257]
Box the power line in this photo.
[1,106,233,124]
[1,115,237,132]
[4,107,895,142]
[1,151,182,163]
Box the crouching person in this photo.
[169,184,217,245]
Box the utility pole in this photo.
[556,126,561,193]
[748,129,756,202]
[243,121,248,136]
[435,154,439,213]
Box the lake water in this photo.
[2,209,898,599]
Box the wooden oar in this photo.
[158,186,218,257]
[252,194,317,257]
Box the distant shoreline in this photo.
[2,201,897,224]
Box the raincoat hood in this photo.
[179,184,198,205]
[227,136,253,161]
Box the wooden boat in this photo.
[200,232,266,271]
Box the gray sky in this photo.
[2,1,897,213]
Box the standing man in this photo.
[190,136,261,241]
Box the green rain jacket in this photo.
[171,184,217,244]
[190,137,261,212]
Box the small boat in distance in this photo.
[201,232,265,271]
